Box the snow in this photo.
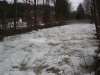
[0,24,98,75]
[18,18,22,23]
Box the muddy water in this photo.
[34,66,48,75]
[20,64,48,75]
[20,64,29,71]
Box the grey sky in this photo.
[1,0,84,10]
[69,0,84,10]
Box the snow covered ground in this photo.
[0,24,98,75]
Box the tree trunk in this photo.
[14,0,17,34]
[90,0,94,24]
[46,0,50,27]
[48,0,51,27]
[29,0,31,29]
[43,0,45,24]
[96,0,100,38]
[93,0,99,37]
[96,0,100,24]
[26,0,28,28]
[34,0,37,30]
[4,0,6,35]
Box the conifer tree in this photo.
[55,0,69,24]
[76,3,85,19]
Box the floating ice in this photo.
[0,24,98,75]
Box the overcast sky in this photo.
[0,0,84,10]
[69,0,84,10]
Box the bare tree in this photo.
[55,0,70,25]
[83,0,91,19]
